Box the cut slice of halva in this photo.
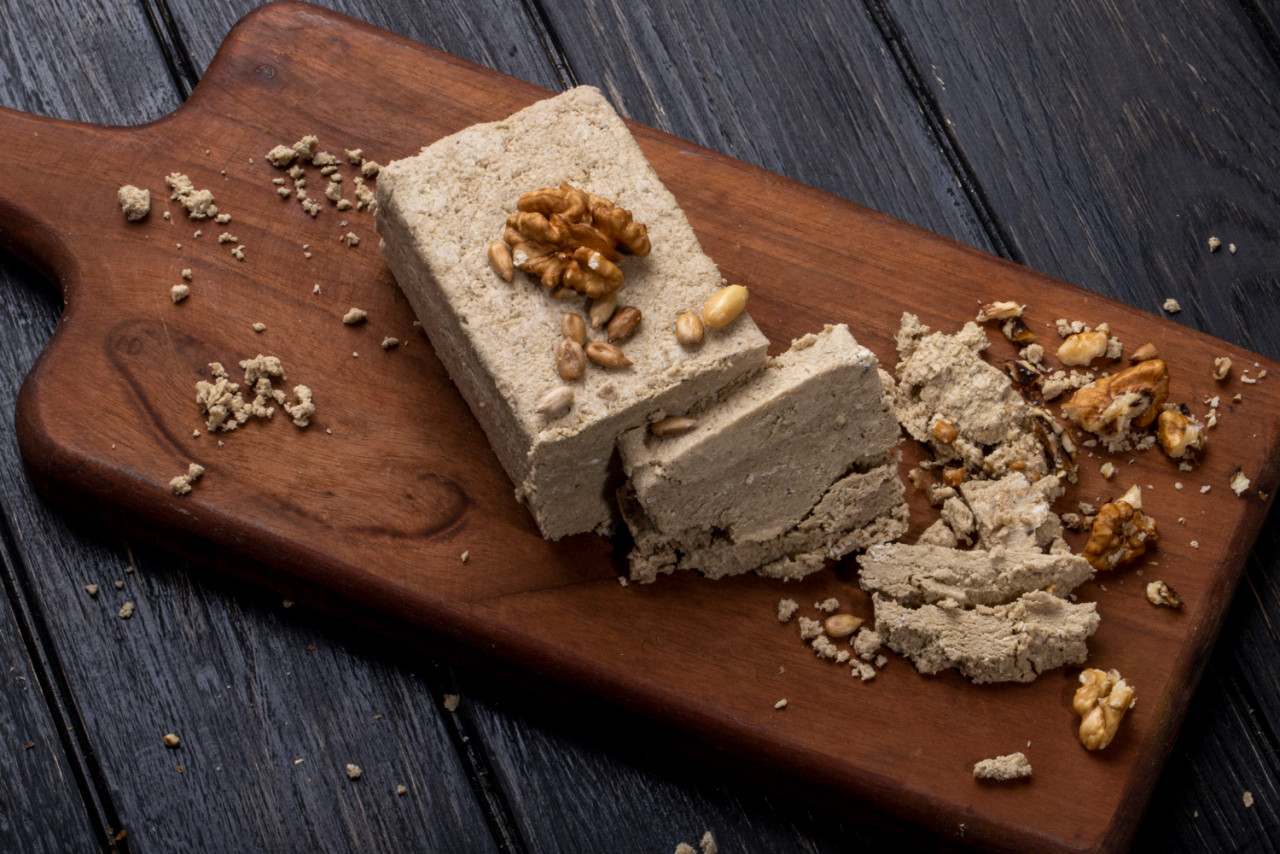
[377,86,768,539]
[618,324,907,582]
[622,457,907,582]
[893,313,1050,479]
[872,591,1099,683]
[858,542,1093,608]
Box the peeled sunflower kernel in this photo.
[822,613,863,639]
[702,284,748,329]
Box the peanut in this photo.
[555,338,586,381]
[589,292,618,329]
[675,309,704,346]
[650,416,697,436]
[702,284,748,329]
[487,240,514,282]
[606,306,642,343]
[585,341,632,369]
[561,313,587,346]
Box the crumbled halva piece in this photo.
[958,472,1066,552]
[859,543,1093,608]
[776,599,799,623]
[170,284,190,304]
[893,314,1052,479]
[265,144,297,167]
[873,591,1099,683]
[1163,298,1182,313]
[342,307,367,325]
[169,462,205,495]
[117,185,150,220]
[165,172,218,220]
[973,752,1032,781]
[377,86,769,539]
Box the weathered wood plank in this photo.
[0,533,99,854]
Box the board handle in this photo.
[0,104,126,285]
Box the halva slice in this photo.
[376,86,768,539]
[618,324,907,582]
[858,543,1093,608]
[872,591,1099,684]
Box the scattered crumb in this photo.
[217,232,237,244]
[776,598,799,623]
[113,580,124,590]
[973,752,1032,781]
[1100,461,1116,479]
[1230,468,1251,496]
[170,284,190,304]
[169,462,205,495]
[343,232,360,248]
[1229,243,1237,254]
[282,600,294,609]
[252,322,267,333]
[442,694,460,712]
[1200,485,1211,494]
[774,699,787,710]
[1146,580,1182,608]
[165,173,218,220]
[313,284,322,295]
[815,597,839,613]
[163,733,180,748]
[345,763,362,780]
[1162,298,1182,313]
[343,307,368,325]
[84,584,99,597]
[617,577,628,587]
[118,602,135,620]
[1208,236,1221,252]
[181,268,192,280]
[1243,790,1254,808]
[381,337,400,350]
[699,831,718,854]
[117,185,150,221]
[460,551,469,563]
[396,784,407,796]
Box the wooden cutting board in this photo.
[3,3,1277,851]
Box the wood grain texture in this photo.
[2,5,1277,851]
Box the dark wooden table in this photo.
[2,1,1277,851]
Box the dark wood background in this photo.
[1,1,1276,851]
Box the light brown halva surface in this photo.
[619,324,907,582]
[376,86,768,539]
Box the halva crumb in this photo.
[170,284,190,304]
[163,733,181,748]
[342,307,367,325]
[117,185,151,221]
[84,584,99,597]
[345,763,362,780]
[1162,298,1182,313]
[776,598,799,623]
[169,462,205,495]
[165,172,217,220]
[973,752,1032,781]
[118,601,135,619]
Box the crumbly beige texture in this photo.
[377,86,769,538]
[194,357,312,432]
[958,472,1066,552]
[893,313,1047,478]
[973,752,1032,781]
[872,591,1099,683]
[165,172,217,220]
[117,185,150,220]
[169,462,205,495]
[859,543,1093,608]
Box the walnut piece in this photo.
[1062,359,1170,438]
[1082,485,1157,570]
[1074,668,1135,750]
[1145,580,1182,608]
[1057,330,1109,366]
[502,183,650,298]
[1156,409,1203,460]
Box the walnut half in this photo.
[1062,359,1170,438]
[502,183,650,298]
[1082,485,1157,570]
[1074,668,1136,750]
